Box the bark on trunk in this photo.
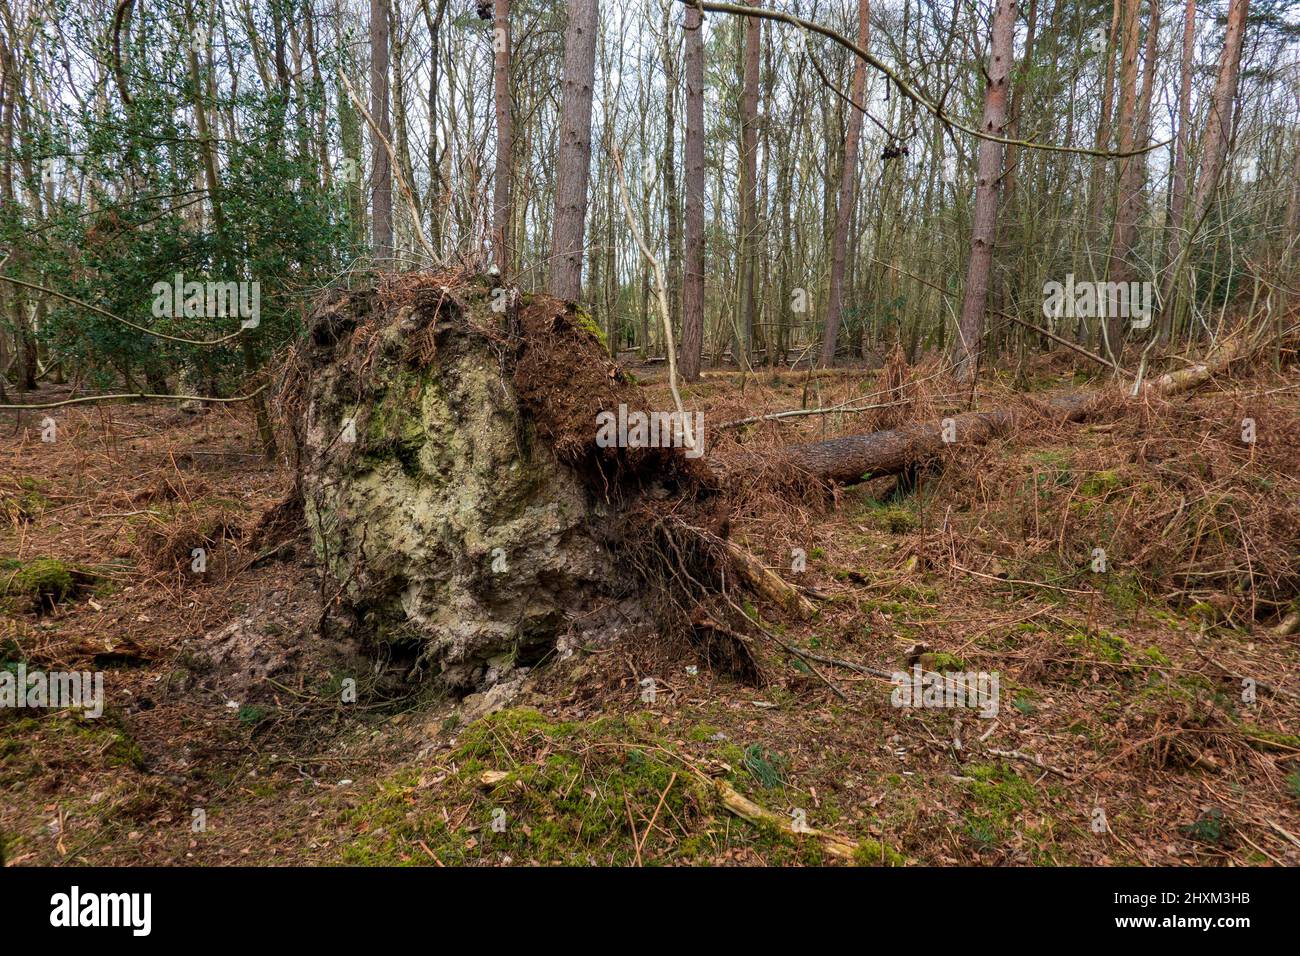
[1107,0,1141,293]
[370,0,393,262]
[1187,0,1250,234]
[736,7,761,364]
[681,1,705,380]
[1086,1,1122,229]
[779,393,1097,485]
[818,0,869,369]
[491,0,513,274]
[775,335,1254,487]
[548,0,598,301]
[663,3,682,348]
[1162,0,1196,329]
[952,0,1016,382]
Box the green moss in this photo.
[2,714,143,778]
[1029,450,1071,468]
[570,306,608,349]
[687,723,722,742]
[360,371,432,479]
[335,707,880,866]
[862,505,918,534]
[1187,601,1223,625]
[1065,629,1130,664]
[961,763,1038,848]
[103,729,146,770]
[1140,646,1172,667]
[861,598,929,618]
[2,558,75,610]
[340,708,713,865]
[1182,807,1226,844]
[716,741,747,768]
[891,582,940,603]
[1236,724,1300,753]
[1080,470,1122,496]
[1102,573,1144,613]
[2,478,52,522]
[852,839,907,866]
[237,704,270,727]
[921,651,968,672]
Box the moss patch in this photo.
[1,558,76,612]
[960,763,1038,849]
[335,707,874,866]
[569,305,608,350]
[1,478,52,522]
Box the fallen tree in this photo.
[777,392,1099,485]
[772,332,1260,486]
[284,272,1279,691]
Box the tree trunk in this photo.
[1086,1,1122,228]
[663,2,682,348]
[778,392,1094,485]
[548,0,598,301]
[1187,0,1251,240]
[737,7,760,365]
[1161,0,1196,332]
[680,0,705,381]
[999,0,1037,215]
[952,0,1015,382]
[818,0,869,369]
[0,61,36,392]
[1105,0,1142,352]
[370,0,394,262]
[184,0,275,456]
[1165,0,1250,332]
[491,0,513,273]
[420,0,448,256]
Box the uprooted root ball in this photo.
[288,272,753,693]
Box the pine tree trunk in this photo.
[952,0,1016,382]
[1161,0,1196,337]
[1187,0,1251,227]
[663,3,682,348]
[737,7,760,365]
[680,1,705,381]
[1106,0,1142,352]
[1086,1,1122,229]
[1170,0,1250,330]
[548,0,598,301]
[491,0,513,273]
[370,0,393,262]
[818,0,869,368]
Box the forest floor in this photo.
[2,350,1299,866]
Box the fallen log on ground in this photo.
[772,332,1259,487]
[776,392,1099,484]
